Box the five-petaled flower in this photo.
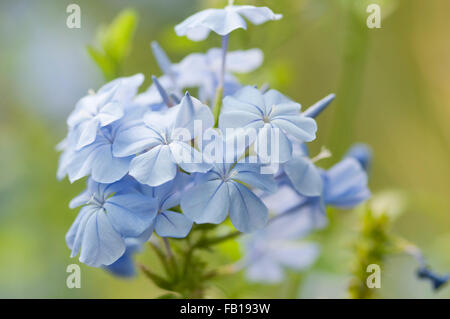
[220,86,317,163]
[66,178,157,267]
[113,92,213,187]
[175,4,282,41]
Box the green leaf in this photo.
[100,9,138,64]
[139,264,173,291]
[87,9,138,81]
[86,46,115,81]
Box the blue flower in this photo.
[282,143,323,197]
[172,48,263,102]
[58,105,147,184]
[144,43,264,103]
[241,211,319,283]
[417,266,450,291]
[135,75,179,111]
[66,178,157,267]
[138,174,194,238]
[322,157,371,208]
[113,93,213,186]
[104,238,141,278]
[67,74,144,150]
[180,136,276,233]
[175,4,282,41]
[219,86,317,163]
[344,143,372,172]
[264,150,371,224]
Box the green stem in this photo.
[213,86,224,127]
[195,230,241,248]
[149,242,174,278]
[212,34,229,127]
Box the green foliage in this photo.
[140,226,240,298]
[87,9,138,81]
[348,204,393,299]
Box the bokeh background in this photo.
[1,0,449,298]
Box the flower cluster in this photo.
[58,2,371,278]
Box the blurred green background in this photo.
[0,0,449,298]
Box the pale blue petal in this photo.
[66,143,100,183]
[267,202,322,239]
[246,257,283,283]
[255,124,292,163]
[169,141,212,173]
[160,191,181,212]
[231,86,265,113]
[69,190,90,209]
[262,185,304,214]
[219,109,263,131]
[75,119,99,150]
[79,210,126,267]
[98,74,144,103]
[226,49,264,73]
[233,5,282,25]
[283,156,323,197]
[172,93,214,138]
[97,101,124,127]
[175,6,281,41]
[66,206,94,257]
[263,89,292,106]
[273,242,319,269]
[113,124,162,157]
[271,115,317,142]
[228,182,268,233]
[233,164,277,193]
[57,148,74,180]
[181,179,230,224]
[175,9,216,41]
[323,158,370,208]
[173,53,210,88]
[67,96,96,128]
[155,211,193,238]
[104,241,140,278]
[269,102,301,117]
[90,144,132,183]
[345,143,372,172]
[129,145,177,187]
[175,9,247,40]
[103,194,157,238]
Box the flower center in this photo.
[161,132,171,145]
[87,194,104,208]
[223,168,238,182]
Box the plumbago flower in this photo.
[240,211,320,283]
[137,173,194,238]
[136,44,264,106]
[175,3,282,41]
[220,86,317,163]
[66,74,144,150]
[239,145,371,283]
[105,239,142,278]
[177,48,263,102]
[345,143,373,172]
[66,178,157,267]
[264,144,372,227]
[113,92,213,186]
[180,135,277,233]
[58,74,146,183]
